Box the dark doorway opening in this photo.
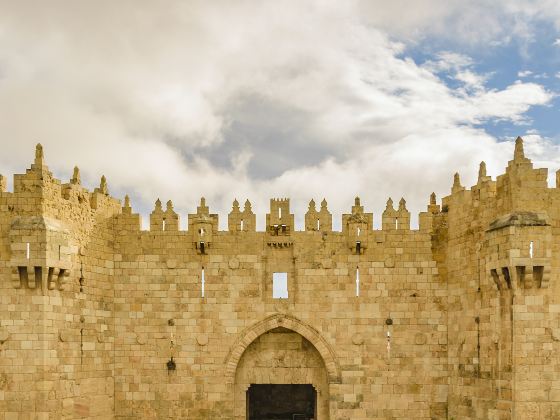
[247,384,316,420]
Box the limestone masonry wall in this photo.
[0,138,559,419]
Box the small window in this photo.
[395,218,398,229]
[278,207,282,218]
[26,243,30,259]
[162,219,166,231]
[240,219,244,231]
[529,241,534,258]
[272,272,288,299]
[357,227,361,236]
[201,267,205,298]
[355,267,360,297]
[316,219,320,230]
[58,245,61,260]
[199,228,205,236]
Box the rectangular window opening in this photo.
[278,207,282,218]
[201,267,205,298]
[26,242,30,260]
[356,267,360,297]
[272,272,288,299]
[356,241,361,254]
[240,219,244,231]
[162,219,166,231]
[529,241,534,258]
[395,218,398,229]
[316,219,320,231]
[58,245,61,260]
[357,227,361,236]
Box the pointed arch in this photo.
[224,313,341,384]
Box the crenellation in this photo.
[228,199,256,233]
[451,171,465,194]
[164,200,179,232]
[1,137,560,419]
[304,198,332,232]
[0,174,6,192]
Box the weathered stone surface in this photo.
[0,138,559,419]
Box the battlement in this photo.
[3,139,559,237]
[1,137,560,419]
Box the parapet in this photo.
[2,138,557,240]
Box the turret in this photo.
[266,198,294,236]
[188,197,218,254]
[342,197,373,254]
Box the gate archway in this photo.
[225,314,340,419]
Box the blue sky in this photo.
[409,24,559,141]
[0,1,558,229]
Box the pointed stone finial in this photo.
[124,195,130,208]
[35,143,44,160]
[309,199,316,210]
[385,197,394,210]
[514,136,525,161]
[71,166,81,185]
[155,198,162,211]
[198,197,209,215]
[321,198,327,209]
[232,199,240,211]
[478,161,487,180]
[354,196,360,206]
[99,175,108,194]
[452,172,462,191]
[398,197,407,211]
[430,192,436,206]
[166,200,174,211]
[244,199,252,212]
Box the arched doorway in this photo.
[225,314,340,420]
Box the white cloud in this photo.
[554,38,560,46]
[518,70,533,77]
[0,2,556,230]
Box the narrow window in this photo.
[201,267,205,298]
[357,227,361,236]
[529,241,534,258]
[162,219,166,231]
[316,219,320,230]
[199,228,205,236]
[58,245,61,260]
[26,243,30,259]
[278,207,282,218]
[395,218,398,229]
[240,219,244,231]
[356,241,361,254]
[281,224,286,233]
[355,267,360,297]
[272,272,288,299]
[199,242,205,254]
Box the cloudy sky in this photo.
[0,1,559,229]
